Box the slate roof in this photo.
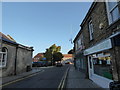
[0,32,18,45]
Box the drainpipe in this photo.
[14,45,18,75]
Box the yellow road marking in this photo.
[61,68,69,89]
[0,70,44,88]
[58,72,65,89]
[58,67,69,90]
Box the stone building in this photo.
[73,30,86,72]
[0,32,34,77]
[74,1,120,88]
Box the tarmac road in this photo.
[2,65,69,89]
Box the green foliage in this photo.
[44,49,52,61]
[53,52,63,62]
[44,44,63,64]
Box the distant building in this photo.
[33,53,44,62]
[62,54,73,63]
[0,32,34,77]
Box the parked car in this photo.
[32,62,41,67]
[65,62,70,64]
[32,62,47,67]
[56,62,63,67]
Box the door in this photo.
[88,56,94,80]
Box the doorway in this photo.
[88,56,94,80]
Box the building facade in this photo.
[73,30,87,73]
[62,54,73,64]
[33,53,44,62]
[74,1,120,88]
[0,32,33,77]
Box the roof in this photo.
[0,32,34,51]
[73,1,97,43]
[73,29,82,43]
[34,53,44,58]
[0,32,18,45]
[80,2,96,26]
[63,54,73,58]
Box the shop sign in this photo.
[84,39,112,55]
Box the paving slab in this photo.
[66,65,101,88]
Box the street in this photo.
[2,65,69,88]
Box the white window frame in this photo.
[0,48,8,68]
[88,20,94,40]
[75,41,78,51]
[77,38,82,48]
[106,0,120,24]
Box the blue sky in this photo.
[2,2,92,56]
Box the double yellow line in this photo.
[58,67,70,90]
[0,70,44,88]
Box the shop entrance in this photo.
[88,56,94,80]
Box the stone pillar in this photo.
[114,46,120,81]
[110,46,120,81]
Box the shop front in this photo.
[75,50,87,73]
[84,39,113,88]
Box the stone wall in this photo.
[1,42,16,77]
[0,41,33,77]
[79,2,120,81]
[82,2,109,49]
[16,47,32,74]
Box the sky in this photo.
[2,2,92,56]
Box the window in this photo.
[106,0,120,24]
[0,47,8,67]
[92,53,113,80]
[75,42,78,51]
[88,20,94,40]
[77,38,81,48]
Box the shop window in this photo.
[106,0,120,24]
[92,53,113,80]
[0,47,8,67]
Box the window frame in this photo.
[106,0,120,24]
[88,20,94,41]
[0,47,8,68]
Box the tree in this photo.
[53,52,64,62]
[44,49,52,61]
[44,44,63,65]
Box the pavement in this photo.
[0,67,42,86]
[66,64,102,88]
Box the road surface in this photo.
[2,65,69,88]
